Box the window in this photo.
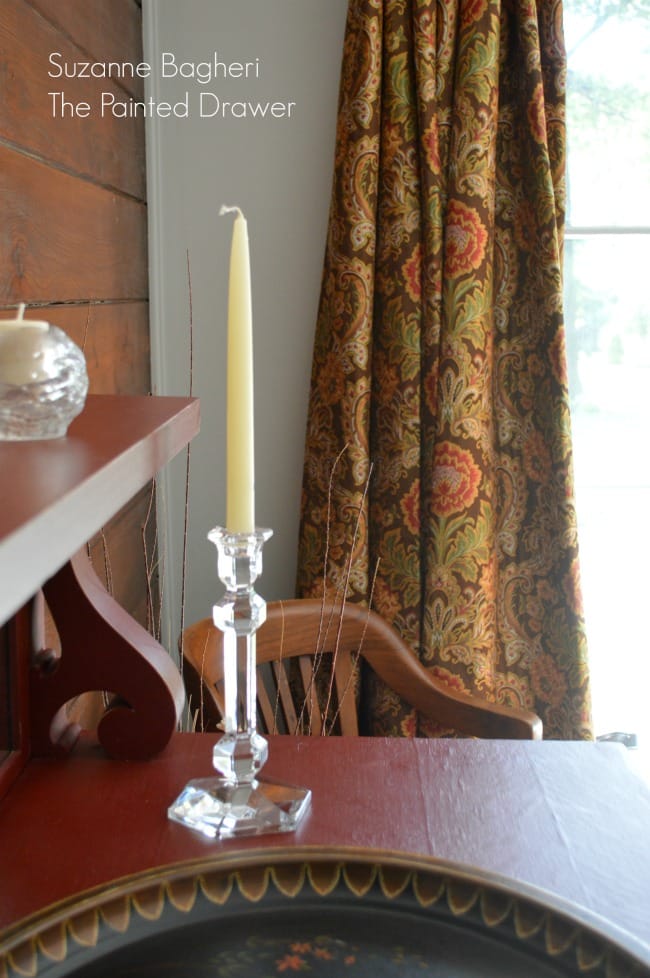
[564,1,650,771]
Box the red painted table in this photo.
[1,733,648,968]
[3,395,646,975]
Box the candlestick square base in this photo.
[168,776,311,840]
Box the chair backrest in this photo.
[181,598,542,739]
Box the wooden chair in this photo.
[181,598,542,740]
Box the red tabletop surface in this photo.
[0,734,648,956]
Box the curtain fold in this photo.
[297,0,592,740]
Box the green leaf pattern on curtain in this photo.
[297,0,592,740]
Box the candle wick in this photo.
[220,204,243,219]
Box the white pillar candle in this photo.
[0,304,51,385]
[221,206,255,533]
[0,304,49,331]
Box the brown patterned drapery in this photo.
[296,0,592,739]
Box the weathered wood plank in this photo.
[0,144,148,305]
[27,0,145,99]
[0,0,145,197]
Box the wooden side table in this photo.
[0,394,199,794]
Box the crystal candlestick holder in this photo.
[168,527,311,839]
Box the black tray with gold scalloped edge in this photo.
[1,848,649,978]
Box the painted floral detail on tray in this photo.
[207,933,430,975]
[106,932,433,976]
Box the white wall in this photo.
[143,0,348,651]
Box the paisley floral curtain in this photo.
[296,0,592,739]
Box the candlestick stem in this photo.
[210,527,270,782]
[168,528,311,839]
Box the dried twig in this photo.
[197,627,210,733]
[81,303,91,353]
[99,527,114,596]
[141,477,158,638]
[271,599,287,734]
[295,444,348,735]
[179,250,194,689]
[325,555,381,734]
[321,461,373,733]
[156,543,166,650]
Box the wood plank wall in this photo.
[0,0,155,631]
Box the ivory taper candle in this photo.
[221,205,255,533]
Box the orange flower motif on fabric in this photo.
[373,580,402,624]
[461,0,488,27]
[549,329,568,387]
[432,442,481,516]
[479,552,498,597]
[401,479,420,534]
[404,243,422,302]
[400,711,417,737]
[522,429,552,483]
[528,82,547,143]
[416,10,437,59]
[531,653,567,707]
[445,199,488,277]
[423,116,441,172]
[430,664,469,693]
